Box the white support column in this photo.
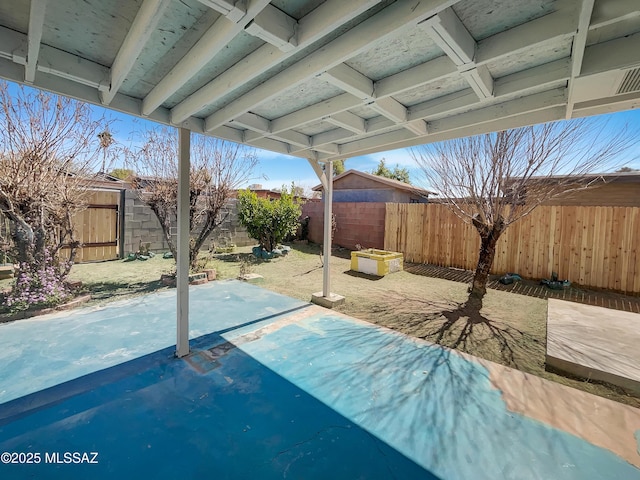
[25,0,47,83]
[308,159,345,308]
[323,160,333,297]
[176,128,190,358]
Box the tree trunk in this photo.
[468,220,504,309]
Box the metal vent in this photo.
[616,67,640,94]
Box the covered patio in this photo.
[1,282,639,478]
[1,0,640,477]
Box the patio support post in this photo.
[176,127,190,358]
[307,158,345,308]
[323,160,333,297]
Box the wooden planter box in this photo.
[160,272,210,287]
[350,249,403,276]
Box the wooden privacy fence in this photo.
[385,203,640,294]
[60,190,121,262]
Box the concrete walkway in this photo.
[546,298,640,394]
[1,282,639,479]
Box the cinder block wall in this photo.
[123,192,253,254]
[123,190,169,253]
[301,201,386,250]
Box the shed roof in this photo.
[312,168,436,196]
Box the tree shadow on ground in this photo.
[302,318,570,476]
[84,280,166,301]
[424,301,542,369]
[364,293,542,370]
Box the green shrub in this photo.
[237,187,302,252]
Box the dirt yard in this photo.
[2,243,638,407]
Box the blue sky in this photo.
[99,103,424,191]
[105,106,640,192]
[5,79,640,192]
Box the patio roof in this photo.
[1,0,639,161]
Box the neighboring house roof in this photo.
[508,171,640,184]
[312,169,437,196]
[67,172,127,191]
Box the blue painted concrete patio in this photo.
[1,281,639,479]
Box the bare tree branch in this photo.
[411,117,639,307]
[127,127,258,270]
[0,80,111,266]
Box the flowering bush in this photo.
[6,249,71,312]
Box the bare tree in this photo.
[0,81,111,283]
[128,127,258,270]
[412,119,637,308]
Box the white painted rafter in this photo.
[318,64,374,100]
[422,5,497,101]
[25,0,47,83]
[245,4,298,52]
[101,0,171,106]
[580,31,640,76]
[247,137,291,154]
[319,62,425,136]
[231,112,271,133]
[324,111,367,134]
[142,0,271,116]
[326,89,568,160]
[204,0,458,132]
[405,119,429,136]
[460,64,494,99]
[270,93,361,134]
[170,0,382,124]
[312,128,353,148]
[565,0,596,118]
[590,0,639,29]
[475,8,577,65]
[196,0,246,22]
[315,106,567,162]
[3,25,126,90]
[375,55,456,98]
[290,128,346,155]
[293,58,572,152]
[368,97,407,123]
[318,62,428,137]
[268,54,573,154]
[421,7,475,65]
[263,12,577,143]
[245,128,310,149]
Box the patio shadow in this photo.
[0,328,439,480]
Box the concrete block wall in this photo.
[123,192,253,255]
[123,190,169,254]
[302,201,386,250]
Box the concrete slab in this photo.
[311,291,345,308]
[546,298,640,394]
[0,284,639,479]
